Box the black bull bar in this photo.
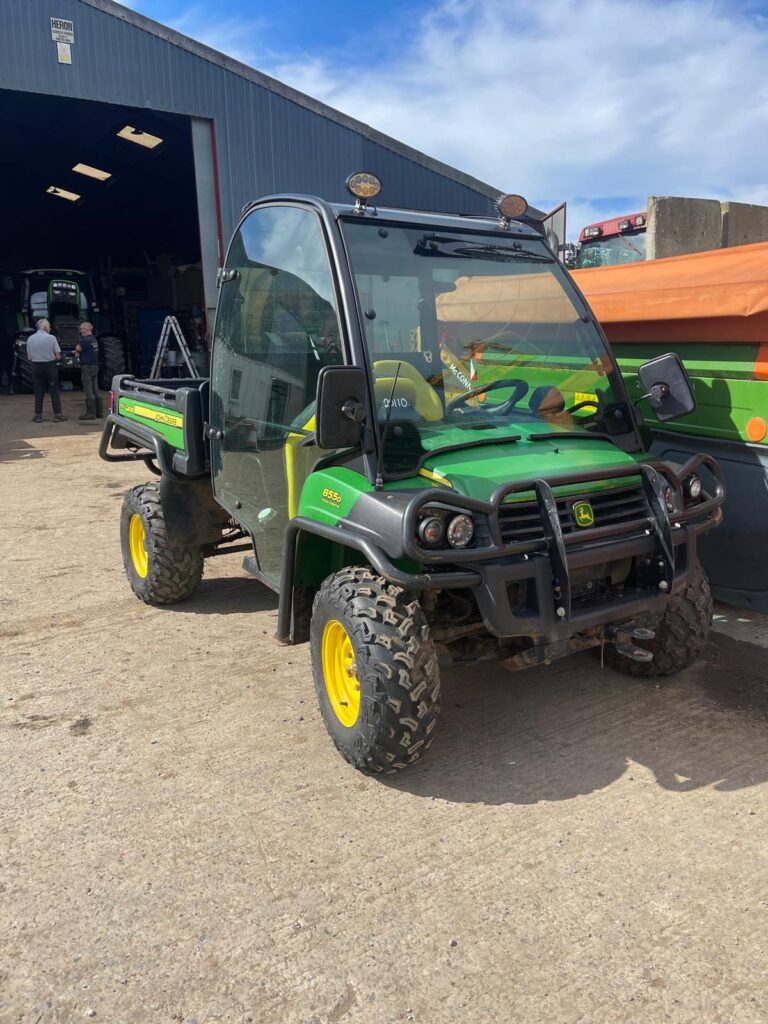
[278,455,725,642]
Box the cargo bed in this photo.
[100,375,209,477]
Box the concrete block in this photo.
[646,196,721,259]
[720,202,768,248]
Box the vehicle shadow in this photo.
[384,633,768,806]
[0,438,47,463]
[164,575,279,616]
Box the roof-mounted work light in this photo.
[345,171,382,212]
[496,193,528,229]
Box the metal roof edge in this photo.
[79,0,503,202]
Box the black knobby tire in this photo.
[606,564,713,678]
[120,482,204,604]
[11,352,34,394]
[310,567,441,773]
[99,335,126,391]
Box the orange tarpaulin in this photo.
[572,241,768,343]
[436,272,576,325]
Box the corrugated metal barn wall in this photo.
[0,0,498,243]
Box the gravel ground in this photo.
[2,391,768,1024]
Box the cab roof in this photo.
[244,194,545,238]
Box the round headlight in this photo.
[685,474,702,500]
[446,514,474,548]
[418,516,445,547]
[664,485,675,513]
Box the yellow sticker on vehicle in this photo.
[121,402,183,428]
[574,391,599,408]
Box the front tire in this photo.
[606,564,712,677]
[310,568,441,773]
[120,482,203,604]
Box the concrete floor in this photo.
[2,391,768,1024]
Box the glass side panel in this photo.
[211,205,342,584]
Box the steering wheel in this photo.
[564,397,602,417]
[446,377,529,414]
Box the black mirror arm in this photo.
[341,398,365,423]
[640,383,670,403]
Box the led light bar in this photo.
[117,125,163,149]
[46,185,81,202]
[72,162,112,181]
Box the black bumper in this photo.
[279,457,724,644]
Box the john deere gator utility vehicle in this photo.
[10,269,125,392]
[100,174,725,773]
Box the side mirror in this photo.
[315,365,366,450]
[637,352,695,422]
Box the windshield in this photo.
[577,232,646,268]
[341,220,626,476]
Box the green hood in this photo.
[417,423,638,502]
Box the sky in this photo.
[118,0,768,238]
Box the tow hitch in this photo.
[603,623,656,663]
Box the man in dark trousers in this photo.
[75,321,101,420]
[26,318,67,423]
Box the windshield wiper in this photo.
[414,234,554,263]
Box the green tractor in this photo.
[100,174,724,773]
[10,269,126,393]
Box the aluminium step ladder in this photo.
[149,315,200,379]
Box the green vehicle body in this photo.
[615,342,768,611]
[573,246,767,612]
[101,186,725,771]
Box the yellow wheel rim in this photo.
[321,620,361,727]
[129,513,149,578]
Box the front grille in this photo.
[498,483,650,546]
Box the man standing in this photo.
[75,321,101,420]
[26,318,67,423]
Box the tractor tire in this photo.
[605,564,713,678]
[120,482,204,604]
[310,567,441,773]
[99,334,126,391]
[10,352,34,394]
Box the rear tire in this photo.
[606,564,712,678]
[99,334,126,391]
[11,352,34,394]
[120,482,203,604]
[310,567,441,773]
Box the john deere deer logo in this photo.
[573,501,595,528]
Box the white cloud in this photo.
[162,5,272,67]
[130,0,768,238]
[263,0,768,234]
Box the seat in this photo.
[373,359,443,421]
[528,385,573,426]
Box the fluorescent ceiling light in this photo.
[46,186,81,202]
[117,125,163,149]
[72,162,111,181]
